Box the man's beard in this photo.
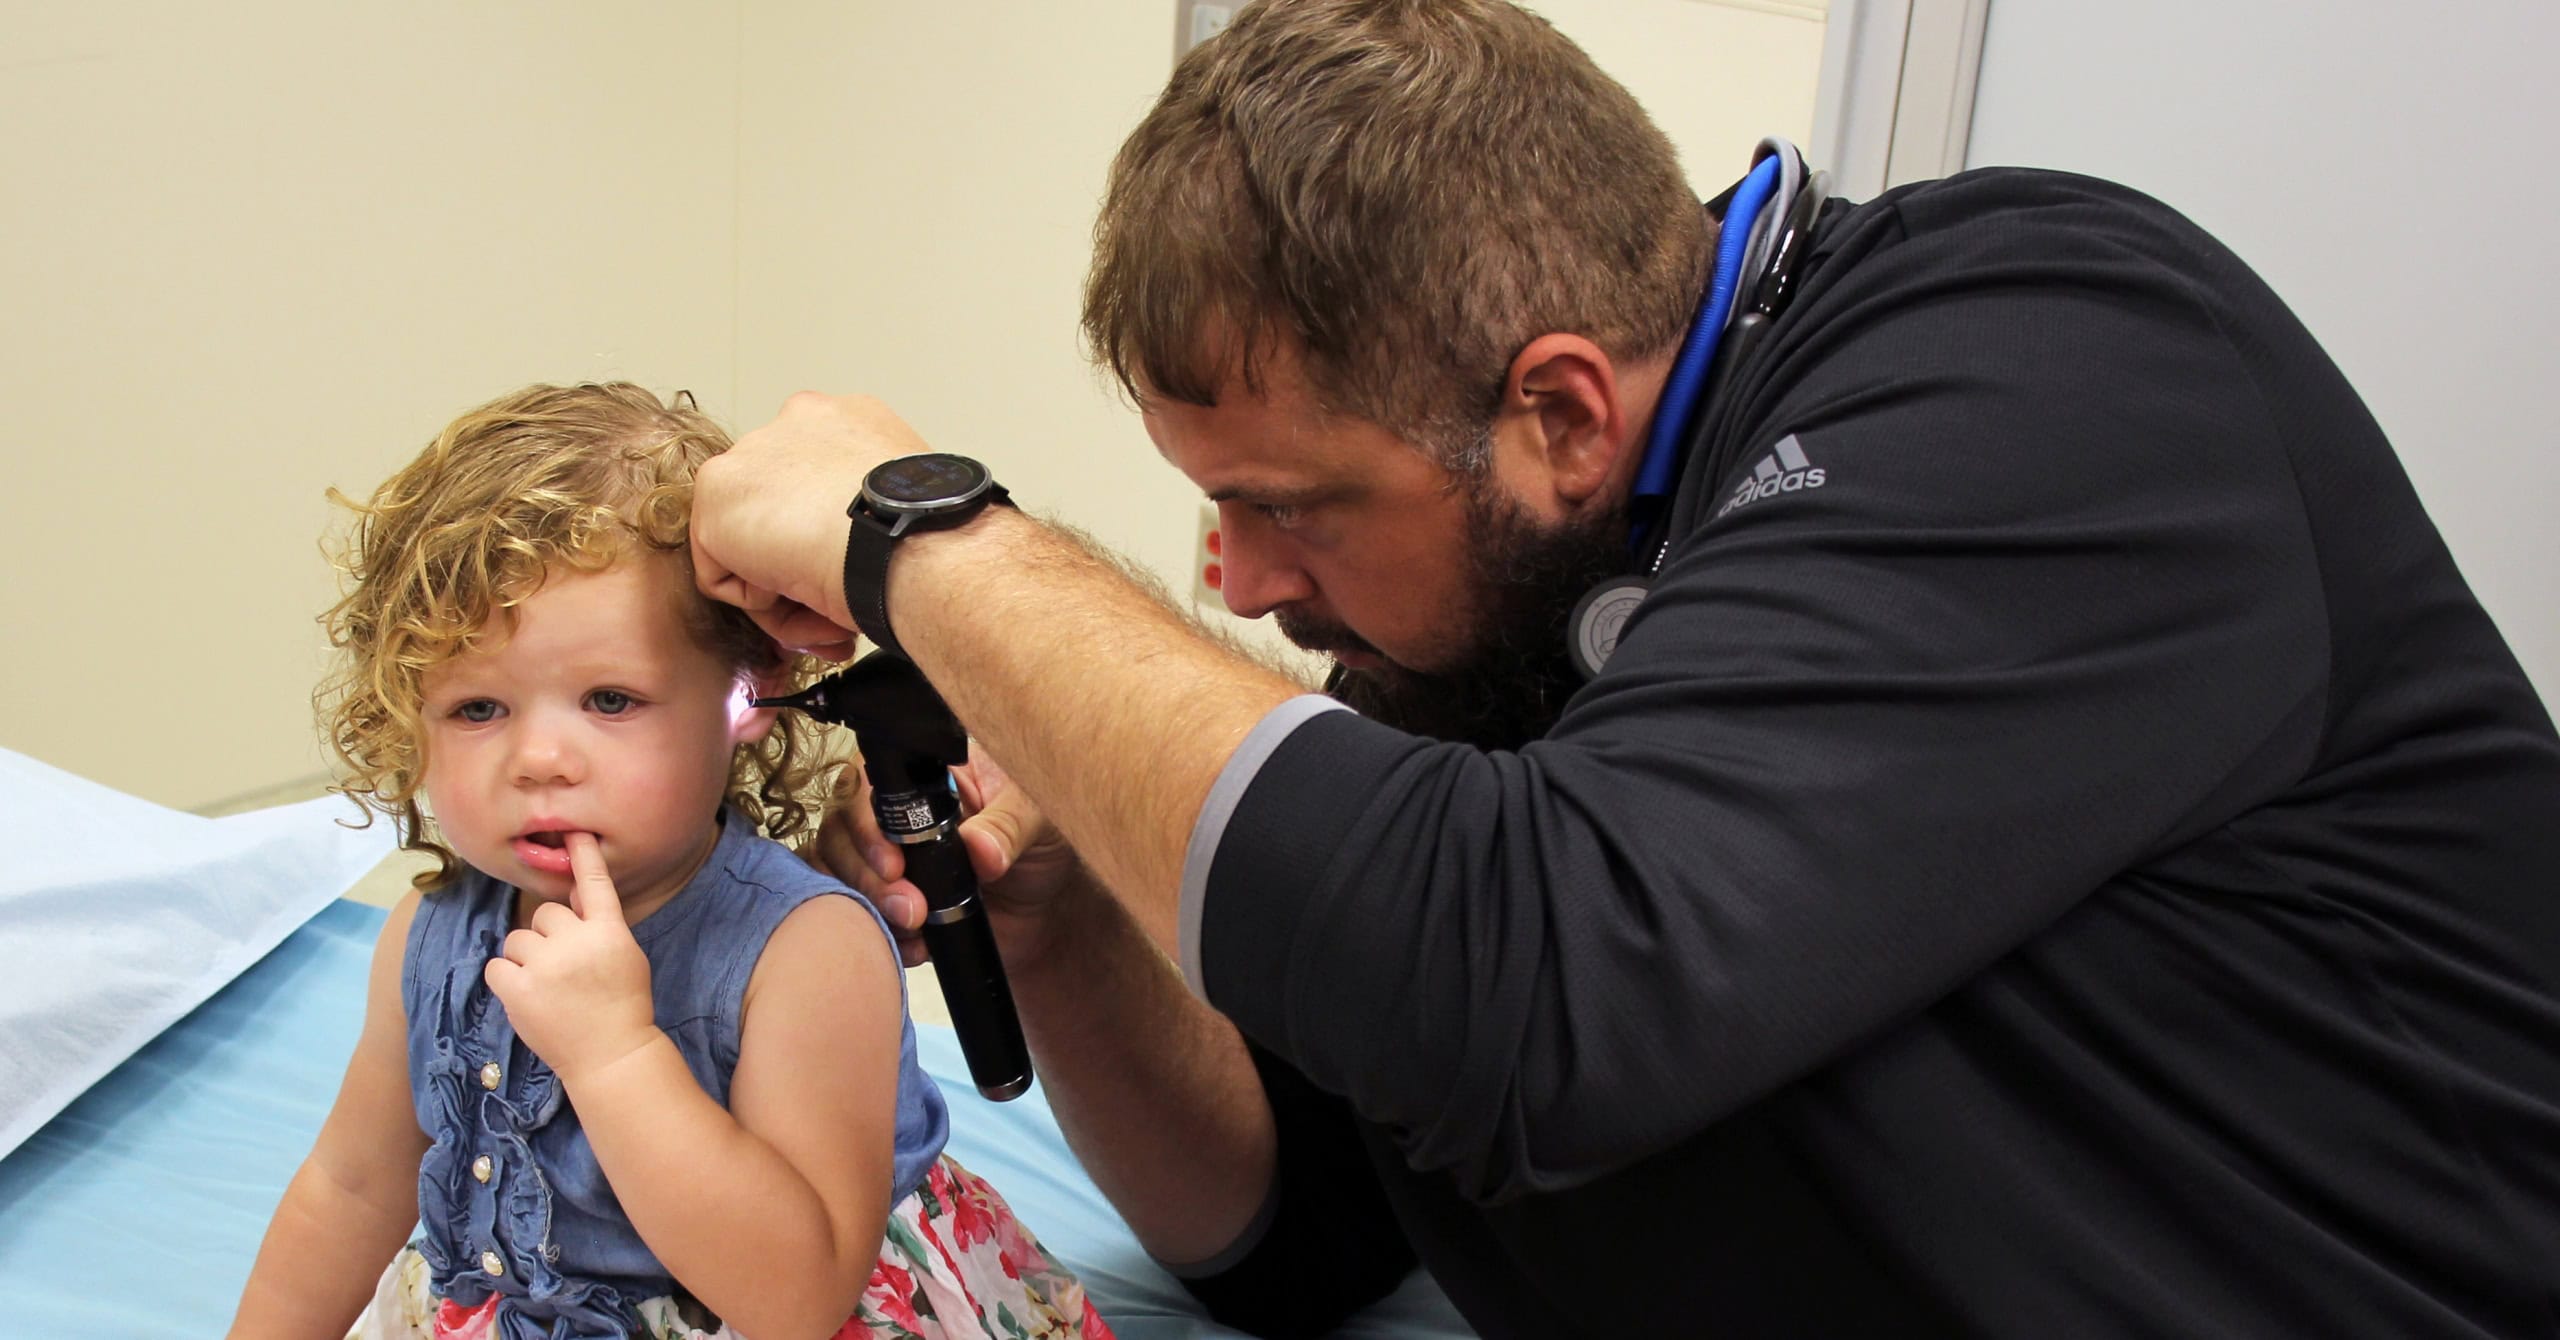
[1294,481,1628,751]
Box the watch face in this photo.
[865,453,989,510]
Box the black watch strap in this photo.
[843,509,902,659]
[841,483,1013,661]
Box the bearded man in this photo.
[690,2,2560,1336]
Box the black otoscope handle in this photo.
[753,652,1034,1101]
[872,781,1033,1100]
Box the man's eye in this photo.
[1255,502,1305,528]
[453,700,501,724]
[586,689,634,716]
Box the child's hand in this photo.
[484,833,659,1083]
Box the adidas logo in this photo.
[1715,433,1826,517]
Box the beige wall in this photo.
[2,0,1826,811]
[1,2,743,810]
[1534,0,1825,181]
[733,2,1185,612]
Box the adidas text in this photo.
[1716,434,1825,518]
[1717,467,1825,516]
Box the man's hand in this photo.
[484,834,660,1083]
[692,392,936,657]
[807,746,1089,970]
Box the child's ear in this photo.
[730,667,789,746]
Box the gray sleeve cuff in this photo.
[1179,693,1349,1000]
[1149,1171,1283,1278]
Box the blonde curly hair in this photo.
[318,382,837,891]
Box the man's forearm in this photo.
[890,507,1298,959]
[1008,864,1278,1264]
[888,508,1291,1260]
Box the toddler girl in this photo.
[227,383,1111,1340]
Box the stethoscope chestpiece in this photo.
[1568,575,1653,680]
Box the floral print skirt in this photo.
[350,1155,1114,1340]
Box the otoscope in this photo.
[754,652,1033,1101]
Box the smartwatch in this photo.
[842,453,1013,661]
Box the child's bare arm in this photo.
[227,891,433,1340]
[581,895,902,1339]
[492,838,902,1340]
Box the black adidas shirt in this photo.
[1176,169,2560,1337]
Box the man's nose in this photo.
[1213,504,1317,621]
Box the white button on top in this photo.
[471,1154,494,1183]
[478,1061,502,1090]
[481,1249,505,1276]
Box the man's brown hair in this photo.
[1082,0,1712,471]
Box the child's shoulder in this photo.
[371,885,428,977]
[712,826,866,908]
[701,830,905,1028]
[714,829,901,946]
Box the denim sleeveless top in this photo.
[402,810,950,1339]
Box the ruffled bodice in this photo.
[401,811,950,1339]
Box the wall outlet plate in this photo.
[1191,501,1223,607]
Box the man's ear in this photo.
[730,665,790,746]
[1496,333,1634,507]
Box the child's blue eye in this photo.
[454,700,501,724]
[586,689,634,716]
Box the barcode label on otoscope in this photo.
[882,794,936,834]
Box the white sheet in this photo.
[0,748,393,1158]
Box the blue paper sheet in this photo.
[0,899,1472,1337]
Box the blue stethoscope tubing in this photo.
[1635,152,1784,503]
[1627,138,1807,564]
[1570,138,1826,680]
